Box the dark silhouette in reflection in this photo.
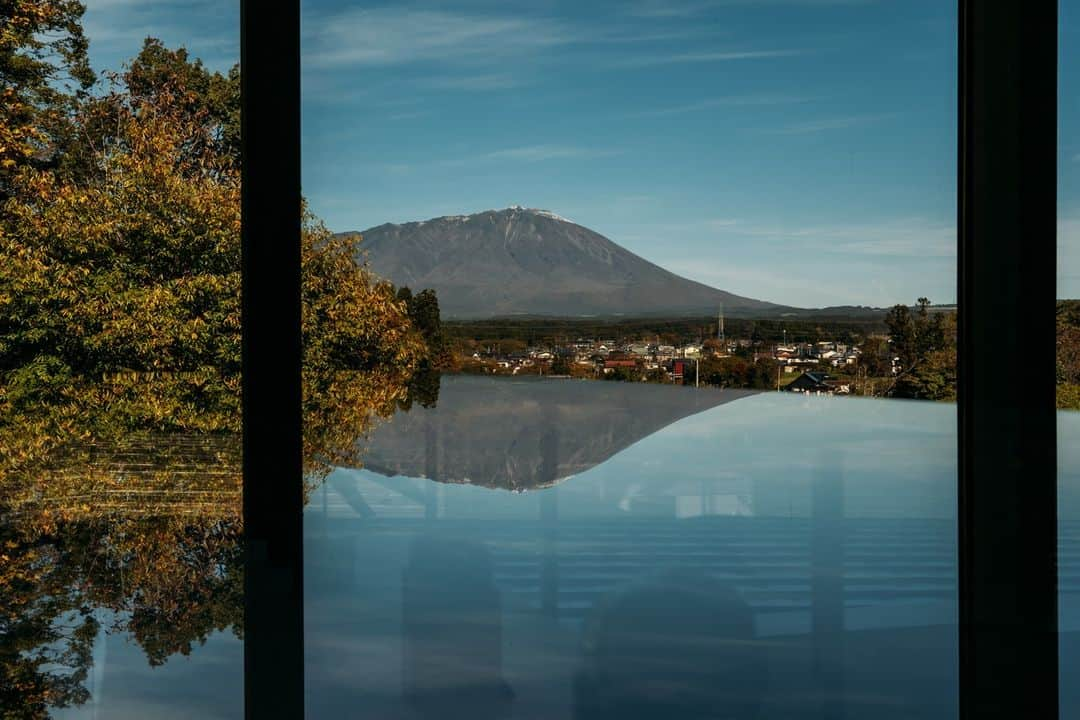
[401,533,514,719]
[572,568,767,720]
[360,375,756,490]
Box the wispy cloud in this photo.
[421,74,520,92]
[629,0,874,17]
[764,113,893,134]
[640,216,954,259]
[666,259,854,305]
[83,0,238,72]
[387,111,429,121]
[303,8,574,68]
[613,49,805,69]
[719,217,955,258]
[411,144,622,170]
[627,0,720,17]
[628,94,812,118]
[481,145,621,162]
[715,0,878,6]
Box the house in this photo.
[785,371,836,394]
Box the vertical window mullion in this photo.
[241,1,305,718]
[958,1,1058,717]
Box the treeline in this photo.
[880,298,957,401]
[392,286,451,409]
[444,315,888,349]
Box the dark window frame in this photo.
[957,2,1058,717]
[241,1,304,719]
[239,1,1061,718]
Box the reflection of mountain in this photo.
[357,376,756,490]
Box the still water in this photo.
[305,377,960,719]
[23,376,1080,718]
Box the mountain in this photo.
[354,375,756,491]
[341,206,788,319]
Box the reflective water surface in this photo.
[2,436,244,720]
[9,376,1080,717]
[306,376,964,719]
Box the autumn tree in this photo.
[0,29,436,719]
[115,38,240,169]
[0,0,95,200]
[1,44,430,479]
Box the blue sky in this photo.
[83,0,1079,307]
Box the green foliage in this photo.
[123,38,240,166]
[885,299,956,401]
[697,356,778,390]
[393,285,451,370]
[860,335,892,376]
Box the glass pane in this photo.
[301,1,958,717]
[1,2,242,717]
[1061,0,1080,714]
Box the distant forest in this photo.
[444,314,889,347]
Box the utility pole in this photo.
[695,357,699,388]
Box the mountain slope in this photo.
[342,206,785,319]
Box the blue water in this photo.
[305,381,964,719]
[48,377,1080,718]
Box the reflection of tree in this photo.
[0,358,434,715]
[0,520,99,719]
[0,433,244,718]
